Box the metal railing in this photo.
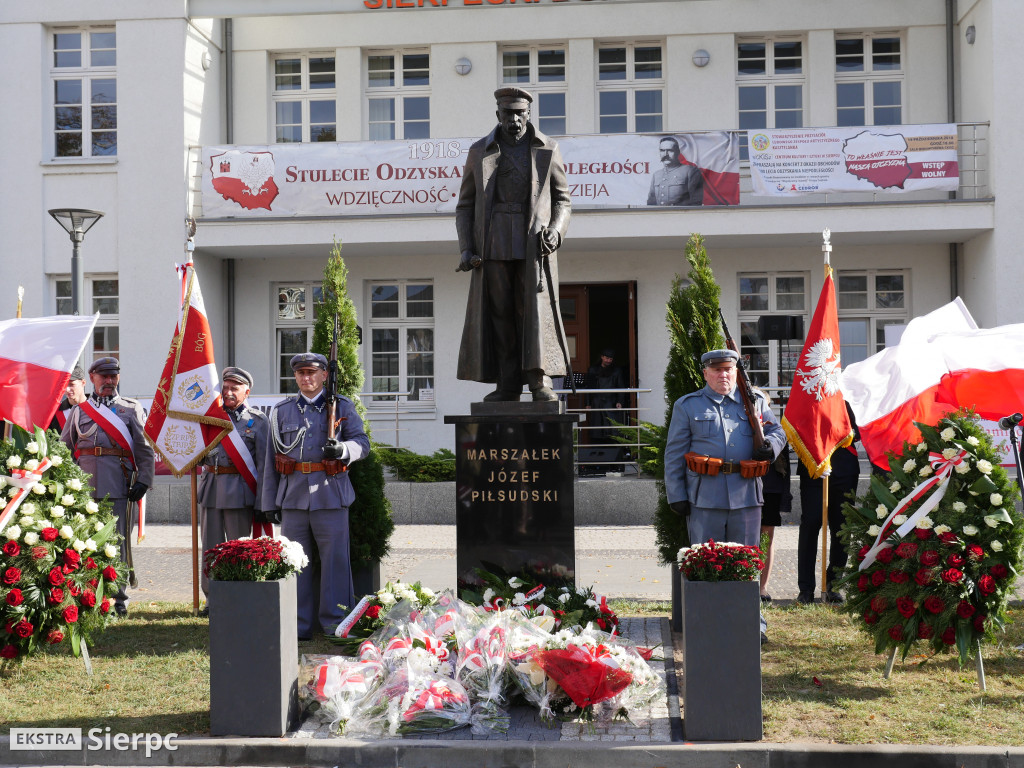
[556,387,653,477]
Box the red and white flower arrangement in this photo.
[677,540,765,582]
[203,534,308,582]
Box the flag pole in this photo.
[820,230,832,600]
[191,467,200,615]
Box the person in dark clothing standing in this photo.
[585,348,627,443]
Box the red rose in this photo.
[923,596,945,614]
[46,630,64,645]
[946,553,965,567]
[914,569,934,586]
[596,618,607,630]
[876,547,895,564]
[2,567,21,586]
[919,550,940,567]
[990,564,1009,580]
[913,528,932,541]
[966,545,984,560]
[941,627,956,645]
[102,566,118,581]
[88,578,98,588]
[63,605,78,623]
[365,604,381,620]
[895,542,918,559]
[956,600,976,619]
[47,567,65,586]
[41,527,58,542]
[857,545,870,561]
[31,545,49,560]
[917,623,934,639]
[889,570,909,584]
[977,575,997,596]
[888,625,904,641]
[973,614,986,633]
[5,588,23,607]
[870,596,888,613]
[63,549,81,570]
[100,598,111,614]
[864,611,879,625]
[2,540,20,557]
[85,557,97,570]
[857,574,871,592]
[871,571,887,587]
[0,645,17,659]
[938,532,959,544]
[896,597,916,618]
[941,568,963,584]
[80,590,97,608]
[48,587,65,604]
[67,583,80,597]
[13,618,33,638]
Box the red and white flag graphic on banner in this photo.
[144,264,231,476]
[782,269,853,478]
[0,315,97,432]
[672,132,741,206]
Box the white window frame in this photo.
[499,44,568,136]
[52,275,119,370]
[50,26,117,159]
[835,32,904,127]
[271,52,337,143]
[836,269,909,367]
[596,41,664,134]
[273,282,325,394]
[736,271,810,390]
[736,36,805,161]
[366,279,435,412]
[365,48,431,141]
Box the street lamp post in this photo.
[48,208,104,316]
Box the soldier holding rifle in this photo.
[261,325,370,641]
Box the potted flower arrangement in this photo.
[1,430,126,670]
[839,411,1024,667]
[205,535,308,737]
[677,539,764,741]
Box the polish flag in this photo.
[840,298,981,468]
[673,132,740,206]
[0,315,97,432]
[144,263,232,475]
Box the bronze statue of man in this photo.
[455,87,572,402]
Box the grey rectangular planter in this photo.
[209,577,299,737]
[680,576,762,741]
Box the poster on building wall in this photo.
[746,124,959,196]
[200,131,738,218]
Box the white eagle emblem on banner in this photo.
[796,339,841,401]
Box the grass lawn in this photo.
[2,600,1023,745]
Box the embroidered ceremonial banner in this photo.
[144,263,232,476]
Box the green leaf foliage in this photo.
[375,445,456,482]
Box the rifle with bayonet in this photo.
[717,307,769,454]
[322,313,347,472]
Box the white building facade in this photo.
[1,0,1016,453]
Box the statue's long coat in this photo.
[455,125,572,383]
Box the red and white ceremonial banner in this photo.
[0,315,97,432]
[782,267,853,478]
[144,263,232,476]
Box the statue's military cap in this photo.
[222,366,254,388]
[289,352,329,371]
[494,87,533,108]
[88,356,120,375]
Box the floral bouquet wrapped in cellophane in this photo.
[298,648,386,734]
[454,608,511,734]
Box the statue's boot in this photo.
[484,369,522,401]
[526,370,557,402]
[483,387,522,402]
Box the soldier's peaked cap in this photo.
[494,87,533,108]
[290,352,328,371]
[221,366,253,388]
[701,349,739,367]
[69,364,86,381]
[88,356,120,375]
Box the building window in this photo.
[367,50,430,140]
[737,273,808,391]
[737,37,804,160]
[274,283,325,393]
[368,281,434,404]
[54,276,119,367]
[501,46,567,135]
[272,54,336,143]
[836,270,908,366]
[51,28,117,158]
[835,34,903,126]
[597,42,663,133]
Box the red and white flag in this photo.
[144,263,231,476]
[840,298,981,468]
[782,268,853,477]
[0,315,96,432]
[672,132,740,206]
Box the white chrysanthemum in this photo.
[61,494,75,506]
[279,537,309,571]
[919,465,933,477]
[85,500,99,514]
[952,501,967,513]
[419,586,435,599]
[893,514,908,525]
[992,540,1004,552]
[963,524,979,536]
[50,455,63,467]
[954,462,971,474]
[5,525,22,540]
[916,516,934,529]
[903,459,917,472]
[990,493,1003,506]
[23,531,39,545]
[917,442,927,453]
[25,441,39,454]
[6,455,21,469]
[875,504,888,519]
[976,459,993,475]
[512,592,527,606]
[942,447,958,460]
[482,587,495,603]
[889,481,901,493]
[24,459,40,471]
[967,435,980,446]
[940,427,956,441]
[104,544,117,558]
[59,525,74,540]
[984,515,1001,528]
[934,524,952,535]
[50,506,65,518]
[84,538,97,552]
[32,484,46,495]
[508,576,524,589]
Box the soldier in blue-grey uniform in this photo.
[197,366,271,617]
[61,356,155,616]
[260,352,370,640]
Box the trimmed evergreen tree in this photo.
[311,241,394,570]
[654,232,725,564]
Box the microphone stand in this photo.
[1009,424,1023,489]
